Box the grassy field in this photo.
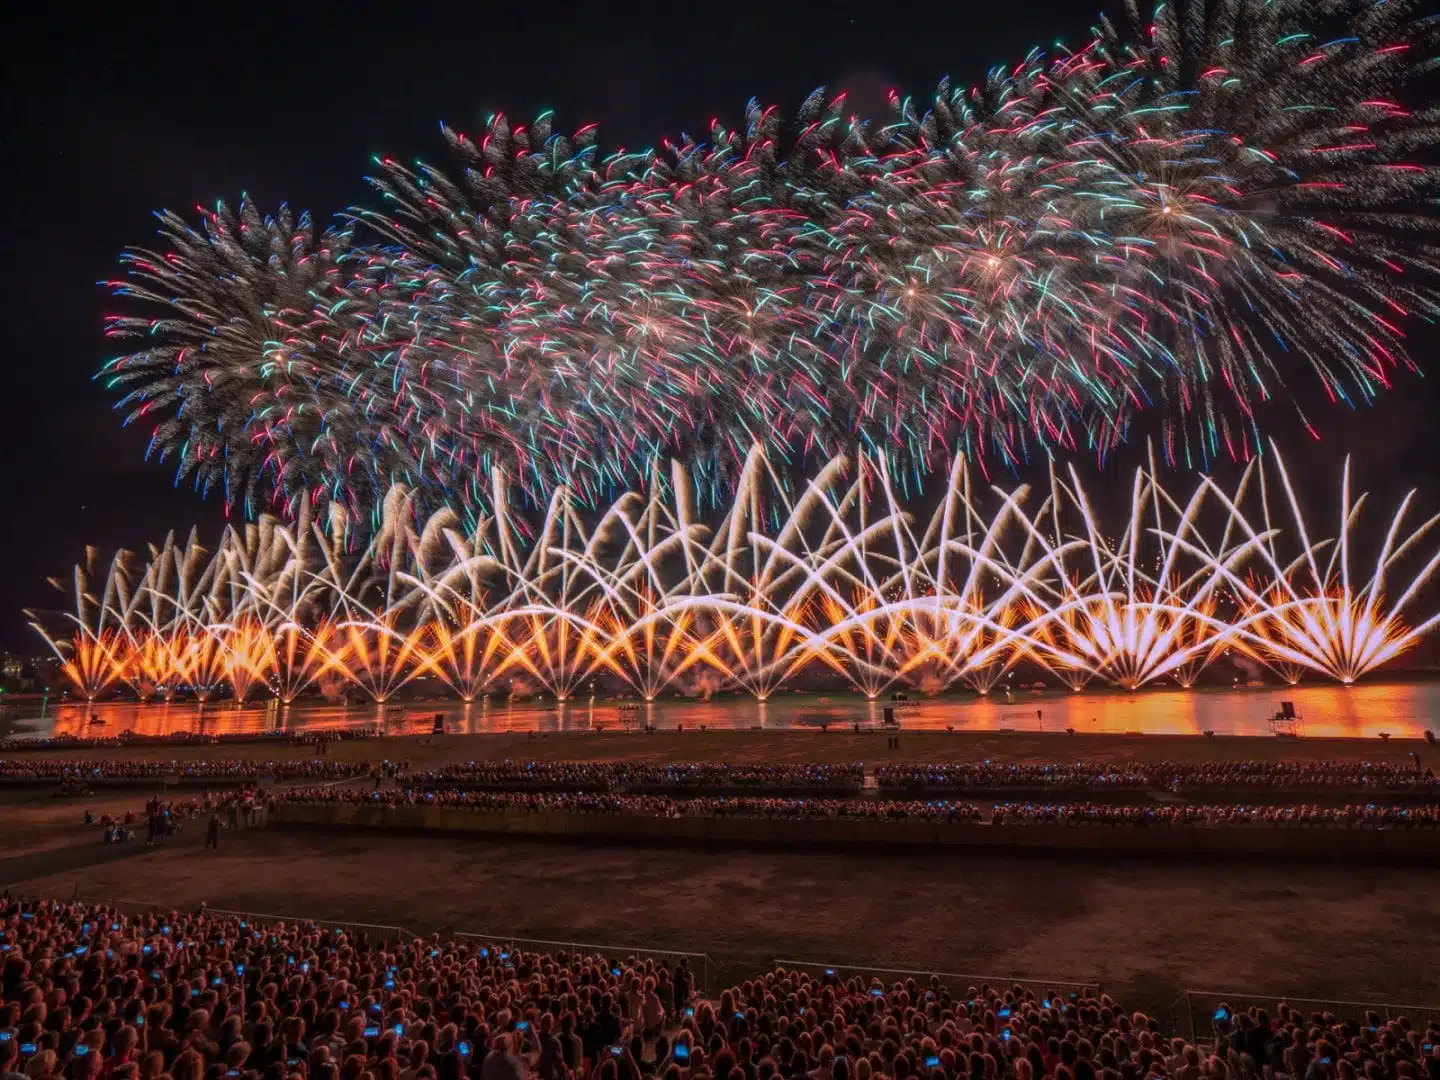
[2,729,1431,768]
[8,822,1438,1025]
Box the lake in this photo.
[6,678,1438,741]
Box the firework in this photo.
[97,0,1440,517]
[30,445,1440,702]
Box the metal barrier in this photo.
[457,933,714,996]
[773,959,1099,1001]
[71,895,417,943]
[55,899,1440,1044]
[71,894,178,918]
[1171,989,1440,1045]
[68,896,706,987]
[203,908,418,943]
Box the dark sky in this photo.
[2,0,1436,649]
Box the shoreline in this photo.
[0,728,1433,767]
[7,678,1438,742]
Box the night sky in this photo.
[3,0,1437,650]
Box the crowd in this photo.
[291,730,385,744]
[875,761,1439,793]
[0,760,370,784]
[411,762,865,792]
[983,802,1440,828]
[3,754,1435,799]
[0,736,126,752]
[0,896,1435,1080]
[283,787,681,816]
[84,791,274,845]
[275,787,1440,828]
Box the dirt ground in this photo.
[3,734,1437,1025]
[0,793,148,854]
[6,821,1438,1024]
[3,729,1431,768]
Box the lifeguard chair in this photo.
[1269,700,1304,737]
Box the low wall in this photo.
[413,782,1439,805]
[268,803,1440,857]
[874,786,1440,807]
[416,782,866,799]
[0,776,272,791]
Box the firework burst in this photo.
[30,445,1440,702]
[96,0,1440,517]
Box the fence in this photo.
[66,895,707,990]
[456,933,714,996]
[203,908,418,943]
[772,959,1099,1001]
[71,894,417,943]
[1170,989,1440,1045]
[68,895,164,920]
[61,896,1440,1037]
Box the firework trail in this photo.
[102,0,1440,517]
[28,445,1440,701]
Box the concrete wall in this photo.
[268,803,1440,857]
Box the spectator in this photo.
[479,1035,527,1080]
[273,787,1440,830]
[641,981,664,1040]
[0,891,1435,1080]
[1,1036,28,1080]
[23,1050,55,1080]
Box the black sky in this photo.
[2,0,1436,648]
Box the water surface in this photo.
[8,680,1437,741]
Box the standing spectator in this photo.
[103,1025,140,1079]
[676,961,694,1012]
[23,1049,56,1080]
[399,1043,431,1080]
[559,1015,584,1076]
[0,1035,27,1080]
[479,1035,527,1080]
[536,1032,566,1080]
[641,980,664,1040]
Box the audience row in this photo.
[276,788,1440,828]
[411,762,864,791]
[5,755,1436,799]
[411,760,1440,796]
[0,897,1435,1080]
[874,762,1438,792]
